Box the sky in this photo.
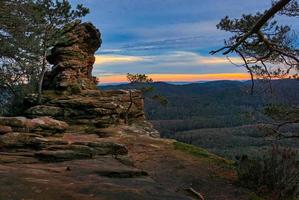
[69,0,275,84]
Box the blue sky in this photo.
[69,0,277,83]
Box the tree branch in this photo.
[222,0,292,55]
[235,49,255,95]
[277,119,299,130]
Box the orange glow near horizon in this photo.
[97,73,251,84]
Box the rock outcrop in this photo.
[25,89,145,127]
[0,125,12,135]
[0,116,69,135]
[25,22,145,127]
[43,22,101,91]
[0,122,248,200]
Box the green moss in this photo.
[174,141,211,157]
[173,141,234,166]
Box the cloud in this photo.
[72,0,271,53]
[94,54,145,65]
[197,56,243,65]
[100,21,228,54]
[145,51,243,66]
[95,51,242,67]
[93,51,245,77]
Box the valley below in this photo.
[102,80,299,160]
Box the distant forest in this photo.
[101,79,299,137]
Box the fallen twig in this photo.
[184,187,205,200]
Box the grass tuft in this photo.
[173,141,234,166]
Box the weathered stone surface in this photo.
[35,150,92,162]
[0,116,69,135]
[34,142,128,162]
[0,132,49,150]
[0,130,128,162]
[72,141,128,155]
[84,127,115,137]
[0,132,68,150]
[44,22,101,91]
[0,125,12,135]
[25,105,63,117]
[31,117,69,133]
[0,157,193,200]
[0,153,37,164]
[0,116,29,128]
[25,89,145,127]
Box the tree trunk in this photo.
[125,90,133,124]
[37,52,47,104]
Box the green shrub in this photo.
[237,145,299,200]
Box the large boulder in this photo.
[0,125,12,135]
[31,117,69,134]
[24,22,146,128]
[0,116,69,135]
[0,132,62,150]
[43,22,102,91]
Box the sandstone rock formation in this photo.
[26,22,145,128]
[44,22,101,91]
[25,89,145,128]
[0,116,129,162]
[0,116,69,135]
[0,125,12,135]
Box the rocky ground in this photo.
[0,117,250,200]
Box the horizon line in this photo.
[96,73,251,84]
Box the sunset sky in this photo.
[68,0,287,84]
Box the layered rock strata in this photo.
[43,22,101,90]
[0,116,128,162]
[25,89,145,127]
[26,22,145,127]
